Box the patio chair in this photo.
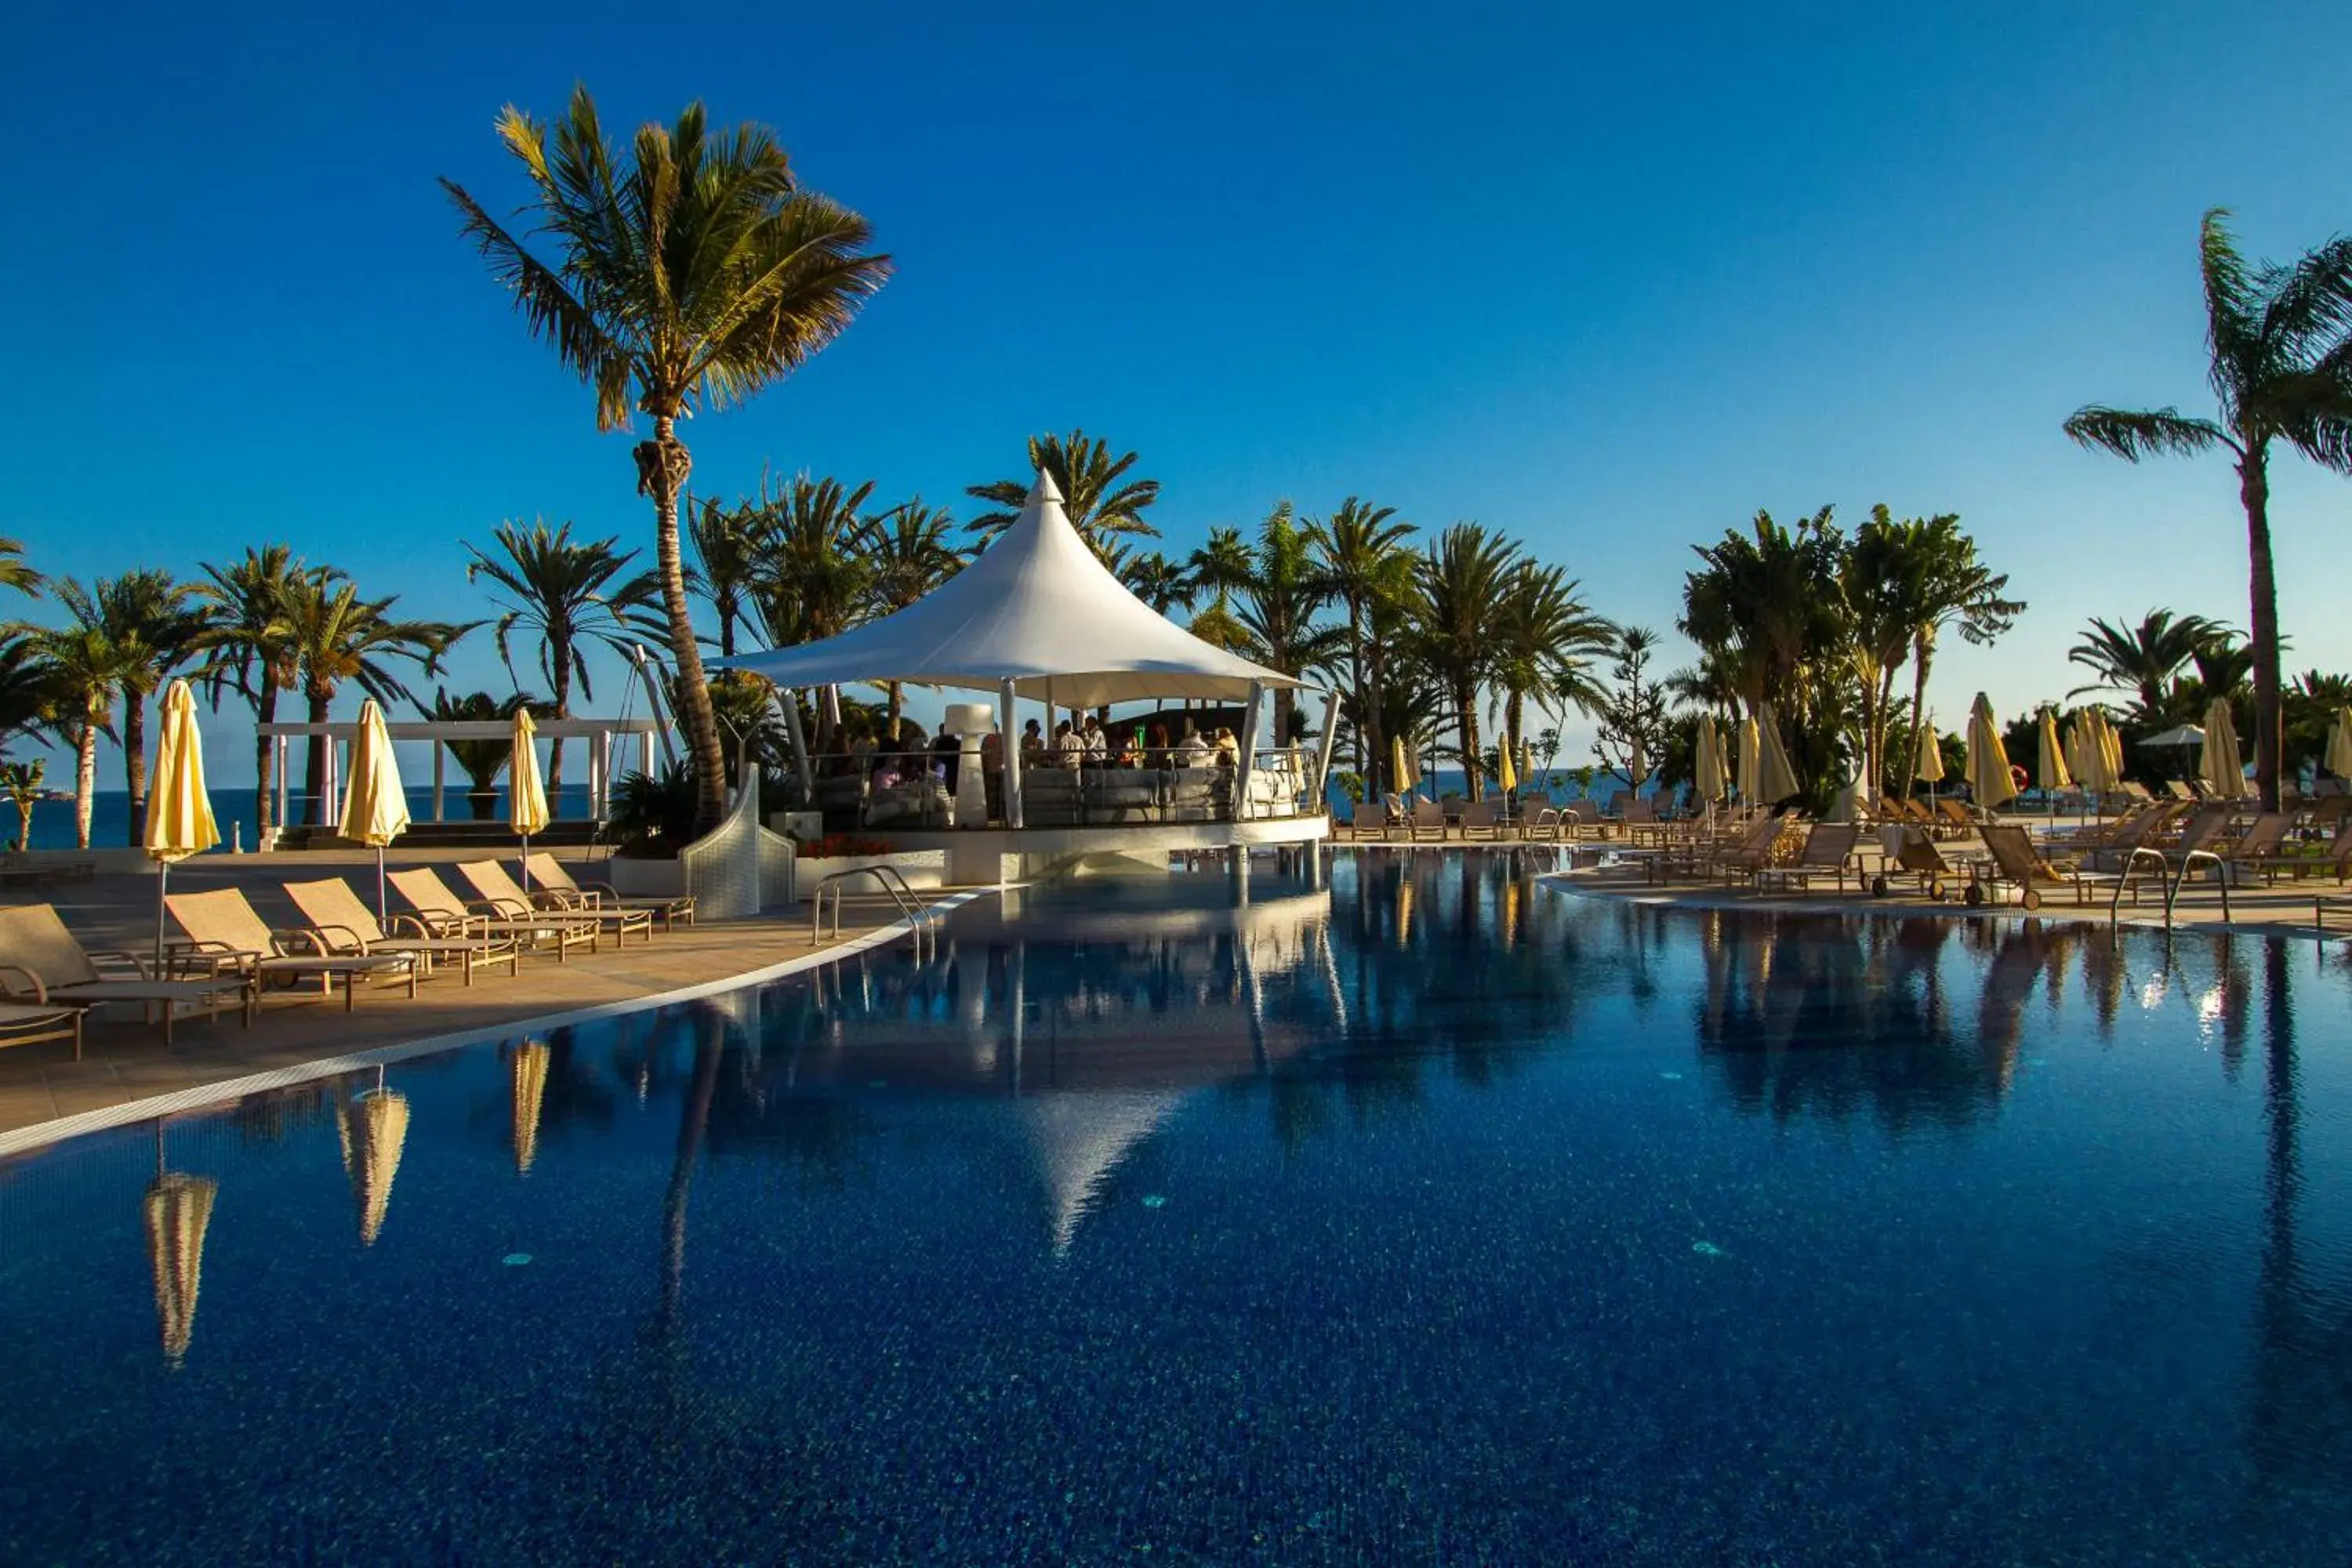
[283,877,522,986]
[521,852,695,931]
[1519,807,1564,843]
[1702,813,1793,884]
[2210,812,2294,884]
[0,996,83,1058]
[165,888,417,1009]
[2274,817,2352,882]
[1343,802,1386,841]
[458,861,649,946]
[1458,800,1504,841]
[388,867,601,963]
[1755,822,1864,894]
[1976,824,2136,910]
[0,904,252,1045]
[1887,826,1966,901]
[1408,800,1447,842]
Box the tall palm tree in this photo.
[0,637,60,750]
[1231,503,1344,749]
[466,518,661,806]
[865,496,964,738]
[2067,610,2229,726]
[686,494,771,659]
[1490,561,1613,775]
[1891,516,2021,796]
[2064,210,2352,809]
[747,474,877,750]
[967,430,1160,557]
[1306,498,1415,789]
[20,581,139,848]
[192,545,305,844]
[445,86,891,829]
[92,572,210,846]
[0,758,42,851]
[1415,524,1523,800]
[284,570,467,825]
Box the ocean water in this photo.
[1,854,2346,1562]
[19,786,602,852]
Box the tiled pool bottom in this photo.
[2,853,2349,1563]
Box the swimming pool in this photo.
[2,851,2347,1563]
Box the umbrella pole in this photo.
[154,862,168,974]
[520,833,530,895]
[376,845,387,926]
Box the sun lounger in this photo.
[459,861,654,945]
[2211,812,2293,883]
[521,852,695,931]
[1342,802,1387,841]
[284,877,522,986]
[1690,814,1790,883]
[1755,822,1864,894]
[390,867,601,962]
[1408,800,1446,842]
[166,888,417,1009]
[0,996,83,1057]
[1458,800,1503,841]
[1977,824,2136,910]
[0,904,252,1045]
[1886,826,1969,900]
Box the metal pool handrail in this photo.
[811,865,938,960]
[2111,845,2231,930]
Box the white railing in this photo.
[679,760,797,919]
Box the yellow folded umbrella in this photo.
[340,699,410,920]
[143,678,220,967]
[2200,697,2248,800]
[1966,692,2017,811]
[2075,708,2120,797]
[510,707,550,889]
[2037,707,2071,793]
[1391,735,1410,799]
[1496,736,1517,794]
[2327,706,2352,778]
[1915,714,1946,786]
[1737,716,1762,801]
[1695,717,1726,801]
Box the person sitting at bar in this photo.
[1081,714,1109,760]
[1178,724,1212,764]
[1021,718,1046,764]
[1053,719,1085,765]
[1214,727,1240,768]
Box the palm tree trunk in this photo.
[1363,633,1386,795]
[886,681,904,740]
[121,689,148,848]
[549,650,570,819]
[642,418,728,829]
[1457,684,1483,800]
[2241,452,2283,810]
[1904,633,1935,797]
[254,682,279,844]
[74,722,96,850]
[303,688,332,825]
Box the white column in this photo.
[777,688,815,798]
[1000,677,1025,829]
[1233,681,1266,820]
[1311,688,1341,818]
[432,742,445,822]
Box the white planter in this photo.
[796,851,943,891]
[604,856,688,897]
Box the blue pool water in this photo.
[2,852,2349,1563]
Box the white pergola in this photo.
[722,471,1335,827]
[256,717,663,829]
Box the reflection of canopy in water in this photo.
[338,1088,410,1246]
[511,1041,548,1175]
[1022,1090,1187,1255]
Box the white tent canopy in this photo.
[720,471,1305,708]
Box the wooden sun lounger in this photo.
[1754,822,1864,894]
[389,867,601,962]
[165,888,418,1009]
[0,904,252,1044]
[1407,800,1447,842]
[523,853,695,930]
[284,877,522,986]
[1976,824,2137,909]
[461,860,655,945]
[1341,802,1387,841]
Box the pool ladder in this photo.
[810,864,939,960]
[2112,847,2230,931]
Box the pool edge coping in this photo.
[0,891,990,1161]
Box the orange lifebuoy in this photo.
[2009,764,2029,790]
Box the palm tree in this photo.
[1415,524,1523,800]
[967,430,1160,557]
[421,688,540,818]
[92,572,210,846]
[2063,210,2352,809]
[748,474,877,750]
[1490,561,1613,775]
[1231,503,1344,749]
[1117,550,1196,618]
[686,494,771,659]
[192,545,304,845]
[445,86,891,829]
[1306,498,1415,790]
[2067,610,2229,726]
[466,518,662,808]
[0,637,60,749]
[284,570,467,825]
[0,758,42,850]
[866,496,964,737]
[21,582,139,848]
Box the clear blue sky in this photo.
[5,1,2350,785]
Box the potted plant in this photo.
[423,688,540,819]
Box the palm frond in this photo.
[2061,405,2233,461]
